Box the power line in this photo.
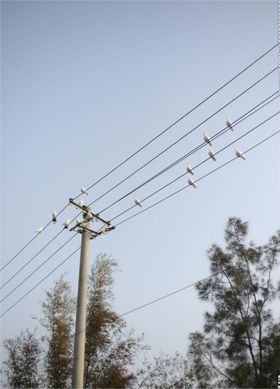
[1,101,279,292]
[3,44,278,268]
[115,129,280,227]
[120,272,221,317]
[56,90,280,230]
[12,94,280,281]
[1,129,279,318]
[103,102,279,221]
[3,91,276,290]
[1,235,41,273]
[81,43,279,197]
[0,233,78,303]
[3,98,278,304]
[1,228,65,289]
[91,67,278,213]
[0,204,69,273]
[122,276,280,317]
[0,247,81,319]
[121,256,280,317]
[111,109,276,225]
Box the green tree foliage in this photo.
[41,275,75,389]
[3,329,42,388]
[188,217,280,388]
[3,255,145,389]
[84,253,145,388]
[136,352,194,388]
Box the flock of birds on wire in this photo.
[187,118,245,189]
[36,116,246,234]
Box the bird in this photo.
[80,186,89,195]
[52,210,57,224]
[63,219,70,228]
[208,147,216,161]
[203,132,212,145]
[226,117,234,130]
[188,176,197,188]
[79,199,84,207]
[134,198,143,207]
[36,226,44,233]
[76,218,82,225]
[186,165,194,175]
[235,148,246,160]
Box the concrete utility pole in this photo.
[72,216,90,389]
[68,198,114,389]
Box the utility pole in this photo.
[68,198,114,389]
[72,216,90,389]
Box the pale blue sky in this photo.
[1,0,279,360]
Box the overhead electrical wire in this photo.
[115,129,280,227]
[1,228,67,289]
[0,208,68,273]
[1,91,277,290]
[1,129,279,318]
[89,67,278,211]
[62,72,279,229]
[0,247,81,318]
[68,89,279,226]
[110,110,280,222]
[70,243,278,324]
[0,235,41,273]
[98,94,279,217]
[120,272,221,317]
[0,233,78,302]
[121,257,279,316]
[1,92,278,291]
[78,43,279,197]
[0,206,69,273]
[121,270,280,317]
[69,85,279,230]
[3,43,279,268]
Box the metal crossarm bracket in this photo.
[69,198,111,226]
[70,223,101,236]
[68,198,115,238]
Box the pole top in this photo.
[68,198,115,238]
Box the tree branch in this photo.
[233,225,263,379]
[215,258,259,380]
[200,345,234,385]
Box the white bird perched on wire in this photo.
[226,117,234,131]
[52,210,57,224]
[208,147,217,161]
[186,165,194,175]
[36,226,44,234]
[80,186,89,195]
[79,199,84,207]
[188,176,197,188]
[76,218,82,225]
[63,219,70,229]
[134,198,143,207]
[203,132,212,145]
[235,148,246,160]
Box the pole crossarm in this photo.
[68,198,115,240]
[69,224,101,239]
[69,198,112,225]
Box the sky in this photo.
[1,0,280,364]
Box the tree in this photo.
[3,329,42,388]
[3,255,145,388]
[136,352,194,388]
[41,275,75,389]
[188,217,280,388]
[84,253,145,388]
